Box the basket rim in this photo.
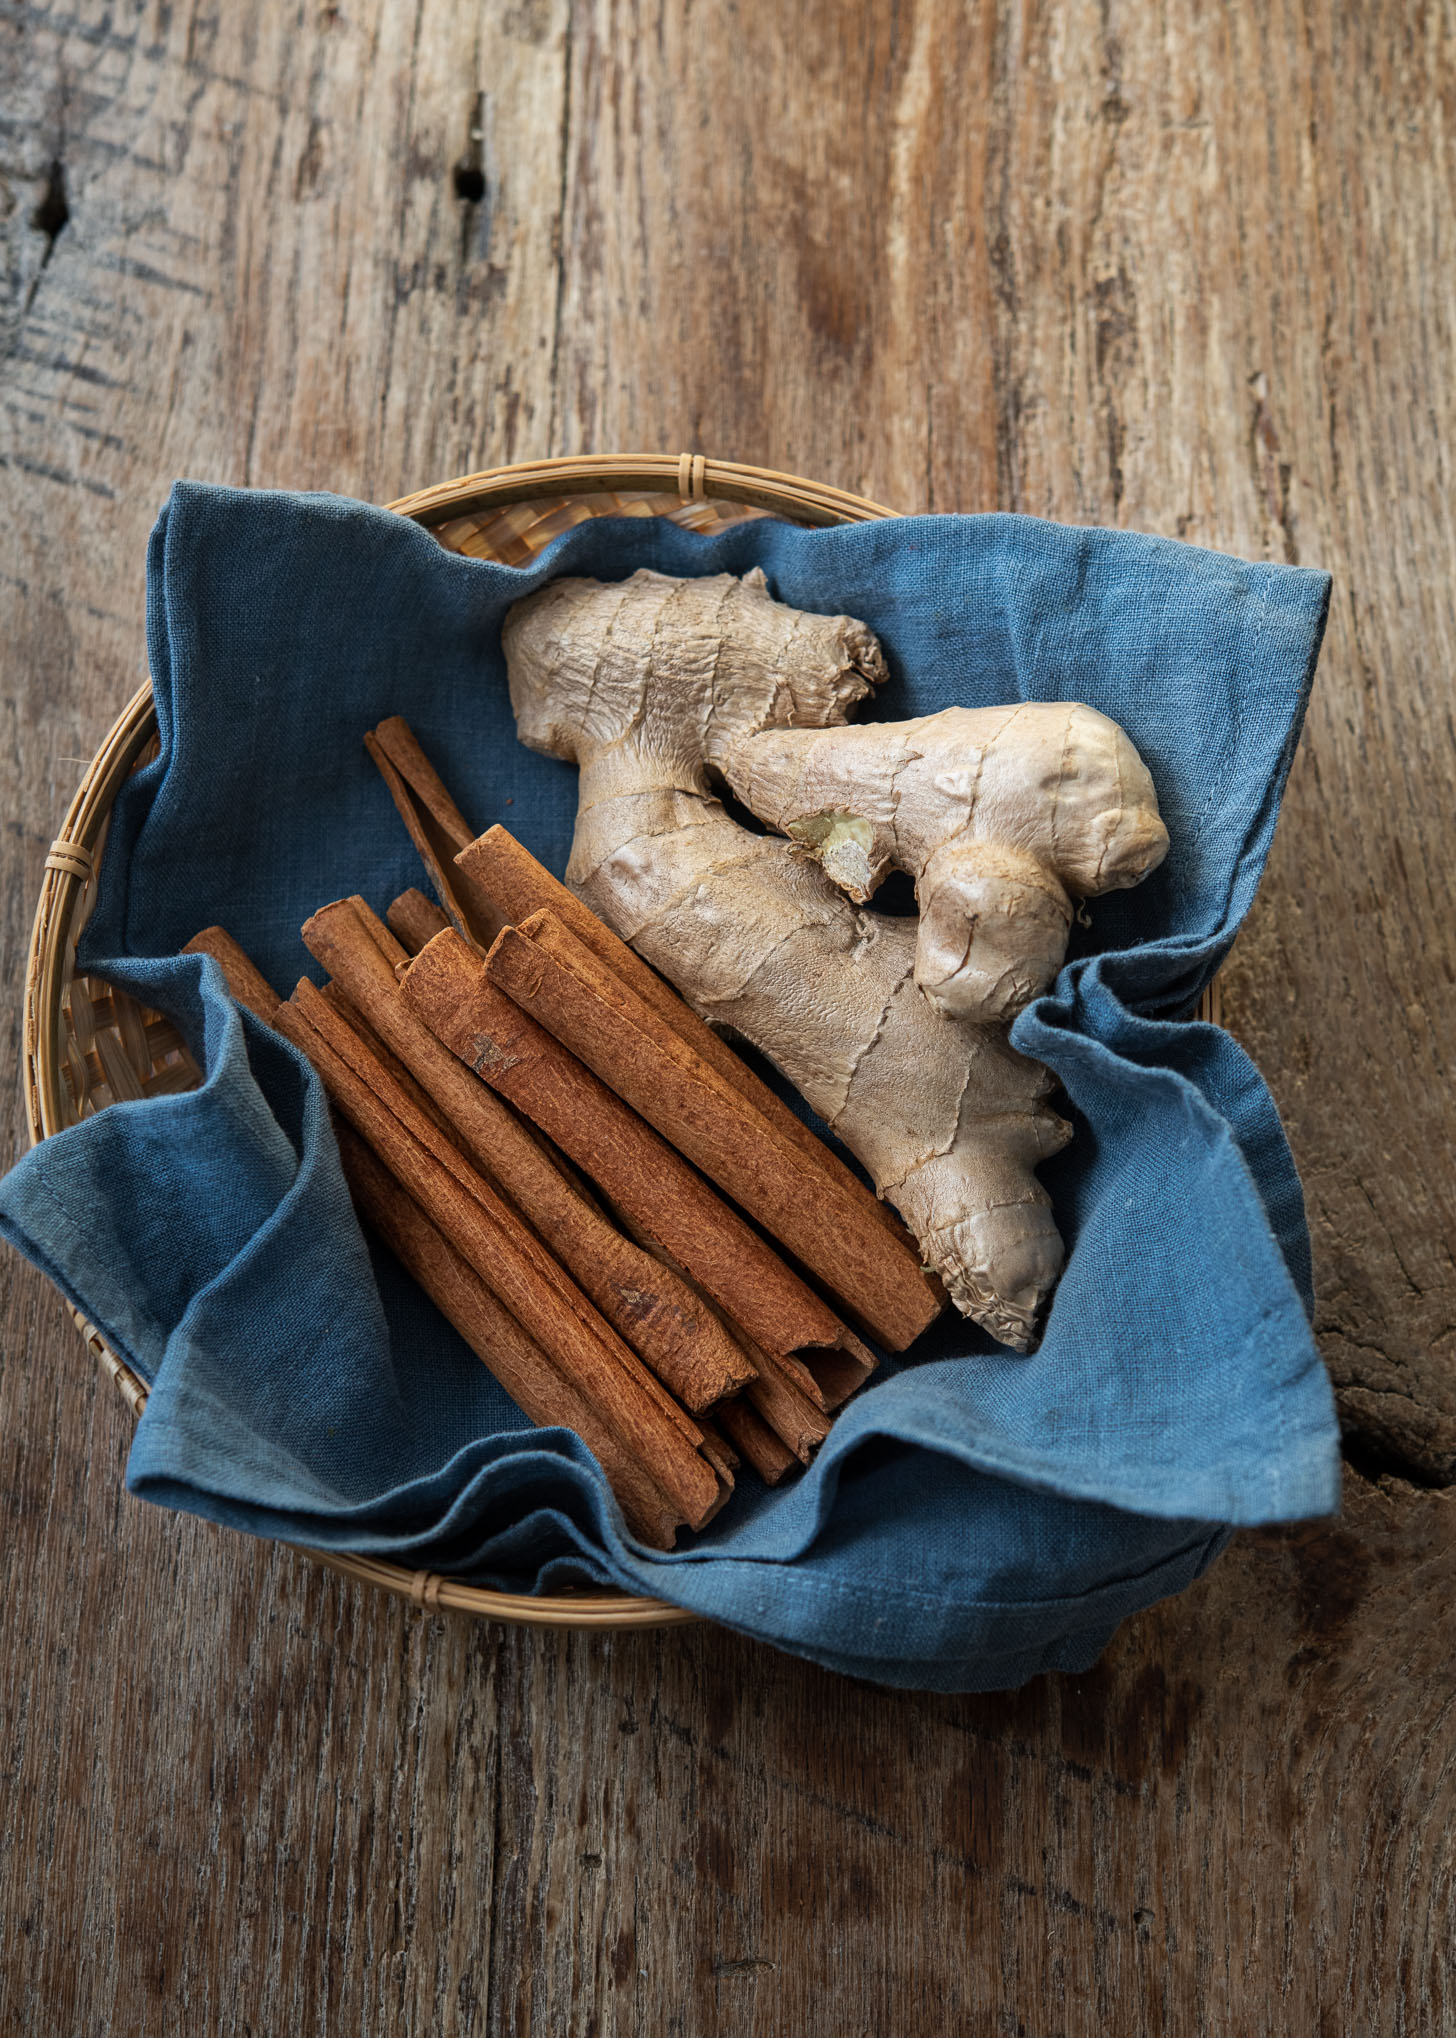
[23,451,900,1631]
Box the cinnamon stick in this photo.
[183,926,281,1024]
[305,971,726,1489]
[489,910,939,1352]
[337,1124,684,1547]
[365,718,503,948]
[593,1189,866,1427]
[714,1396,798,1486]
[736,1337,836,1463]
[387,888,451,955]
[371,716,476,845]
[694,1420,740,1485]
[399,927,878,1398]
[455,823,920,1246]
[318,981,462,1147]
[302,897,755,1413]
[612,1231,832,1459]
[274,977,729,1530]
[173,928,726,1538]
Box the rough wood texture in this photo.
[2,3,1453,2031]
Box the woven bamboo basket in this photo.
[24,451,1221,1631]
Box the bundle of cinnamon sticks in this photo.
[183,718,941,1549]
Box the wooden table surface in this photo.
[3,4,1454,2032]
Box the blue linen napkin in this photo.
[0,482,1339,1692]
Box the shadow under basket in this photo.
[23,452,1221,1632]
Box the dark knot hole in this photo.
[32,159,70,246]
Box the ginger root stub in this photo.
[502,565,1167,1352]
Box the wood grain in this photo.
[3,1,1455,2031]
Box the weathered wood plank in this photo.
[551,0,1456,1473]
[3,1,1455,2033]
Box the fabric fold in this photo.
[0,482,1340,1692]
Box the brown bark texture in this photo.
[2,3,1453,2032]
[483,912,936,1350]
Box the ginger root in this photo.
[503,565,1167,1350]
[721,701,1167,1023]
